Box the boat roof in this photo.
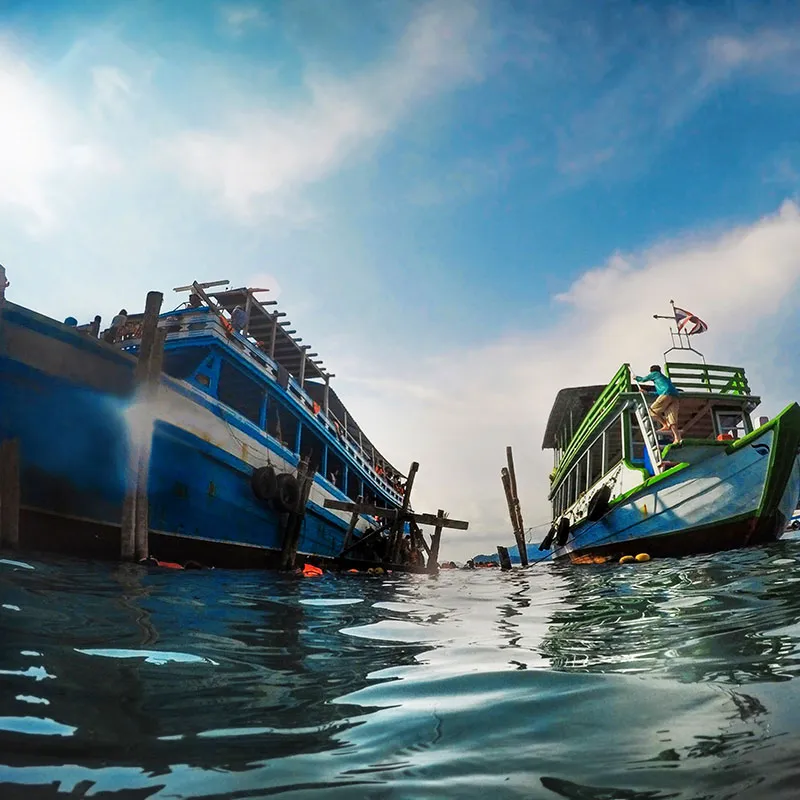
[209,287,327,382]
[542,385,606,449]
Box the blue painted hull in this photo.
[0,303,378,567]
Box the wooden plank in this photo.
[322,499,469,530]
[426,510,445,574]
[0,439,20,549]
[134,326,166,562]
[502,467,527,567]
[279,461,314,570]
[497,545,512,571]
[340,496,362,555]
[120,291,163,562]
[337,518,393,560]
[390,461,418,563]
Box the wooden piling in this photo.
[341,495,362,555]
[279,460,314,571]
[502,446,528,567]
[390,461,418,563]
[134,327,166,562]
[497,545,512,571]
[0,439,21,549]
[426,509,445,574]
[120,291,163,562]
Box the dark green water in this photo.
[3,537,800,799]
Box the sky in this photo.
[3,0,800,559]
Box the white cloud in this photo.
[0,42,120,233]
[332,201,800,559]
[91,65,133,118]
[169,0,486,220]
[221,4,267,34]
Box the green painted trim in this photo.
[661,439,730,459]
[609,461,690,509]
[743,403,800,518]
[551,363,631,489]
[622,458,649,483]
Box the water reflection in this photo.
[2,542,800,798]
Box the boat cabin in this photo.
[117,284,405,510]
[542,362,761,524]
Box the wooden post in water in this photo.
[0,439,20,549]
[134,327,166,562]
[497,545,512,571]
[390,461,418,563]
[502,446,528,566]
[120,291,163,562]
[426,509,445,574]
[279,460,315,571]
[341,495,362,555]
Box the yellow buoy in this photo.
[635,553,651,562]
[619,555,635,564]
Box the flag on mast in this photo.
[673,306,707,335]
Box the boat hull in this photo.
[553,406,800,562]
[0,303,385,568]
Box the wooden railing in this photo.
[551,363,631,488]
[664,362,751,396]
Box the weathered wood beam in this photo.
[323,499,469,530]
[0,439,20,549]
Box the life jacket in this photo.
[302,563,323,577]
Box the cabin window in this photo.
[327,449,346,490]
[162,347,210,381]
[568,470,577,507]
[683,404,715,439]
[715,408,748,439]
[299,424,325,474]
[604,417,623,471]
[629,414,645,463]
[217,359,264,426]
[267,395,299,452]
[346,469,362,501]
[576,453,588,497]
[588,439,603,487]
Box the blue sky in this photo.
[3,0,800,556]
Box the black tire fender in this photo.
[275,472,301,512]
[555,517,571,547]
[587,485,613,521]
[539,525,556,551]
[251,466,277,502]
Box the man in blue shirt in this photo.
[635,364,682,444]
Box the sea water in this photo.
[2,538,800,799]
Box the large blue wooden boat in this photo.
[0,280,413,568]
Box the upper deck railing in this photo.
[550,363,631,488]
[119,309,405,504]
[664,362,751,396]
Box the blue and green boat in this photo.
[539,360,800,562]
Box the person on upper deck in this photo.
[634,364,682,445]
[231,305,247,332]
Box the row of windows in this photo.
[552,416,623,518]
[163,346,381,502]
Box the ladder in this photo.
[632,383,664,475]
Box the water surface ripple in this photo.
[3,538,800,799]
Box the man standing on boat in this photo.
[635,364,682,444]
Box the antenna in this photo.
[653,300,706,364]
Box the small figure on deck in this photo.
[635,364,682,444]
[103,309,128,342]
[231,305,247,332]
[0,264,8,300]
